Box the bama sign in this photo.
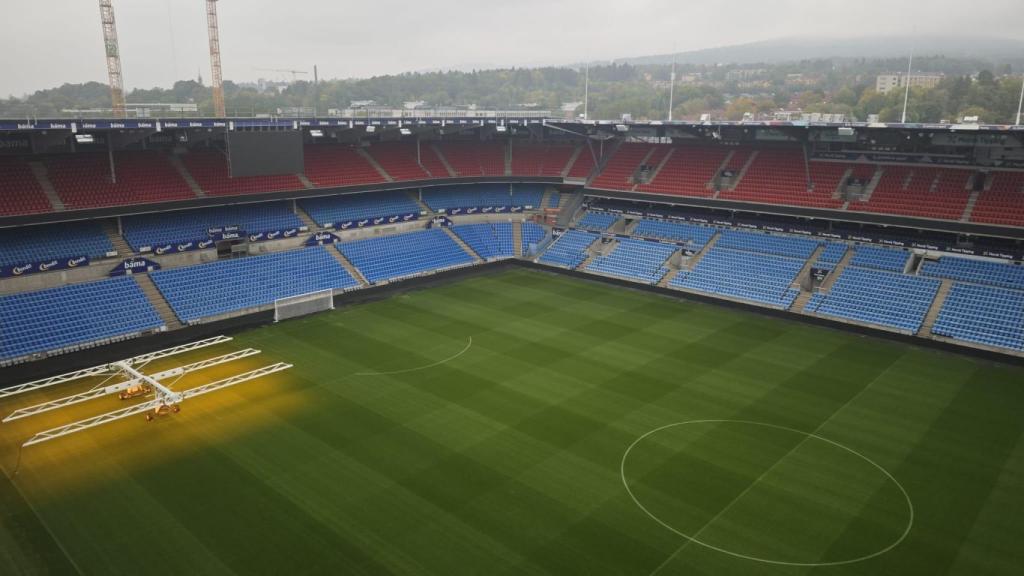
[109,257,162,276]
[334,212,418,230]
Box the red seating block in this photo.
[510,142,577,177]
[303,145,387,187]
[433,141,506,177]
[0,157,52,216]
[364,142,430,181]
[565,146,596,179]
[971,171,1024,227]
[721,149,843,209]
[850,166,971,220]
[635,146,729,198]
[46,151,194,210]
[590,143,655,191]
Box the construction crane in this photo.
[206,0,226,117]
[256,68,309,83]
[98,0,127,118]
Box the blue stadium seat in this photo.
[0,221,113,267]
[421,184,543,211]
[586,238,677,284]
[298,191,422,227]
[151,247,358,323]
[123,202,302,250]
[451,223,514,260]
[812,242,849,270]
[548,192,561,208]
[576,211,619,231]
[932,283,1024,350]
[920,256,1024,290]
[0,277,163,361]
[538,230,598,268]
[715,230,820,259]
[848,246,910,272]
[669,247,803,308]
[632,218,716,250]
[337,229,475,284]
[806,267,939,333]
[521,222,547,256]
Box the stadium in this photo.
[2,1,1024,575]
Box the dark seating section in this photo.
[0,157,52,216]
[0,220,114,267]
[123,203,302,251]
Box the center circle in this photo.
[620,420,914,567]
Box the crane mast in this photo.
[206,0,226,117]
[98,0,126,118]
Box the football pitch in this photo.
[1,267,1022,575]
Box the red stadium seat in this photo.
[303,144,387,187]
[0,157,53,216]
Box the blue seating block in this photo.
[632,219,716,249]
[123,202,302,250]
[806,267,939,333]
[299,191,421,227]
[451,223,513,260]
[0,277,162,360]
[0,221,113,267]
[715,230,820,259]
[933,283,1024,350]
[577,211,618,231]
[920,256,1024,290]
[538,230,598,268]
[849,246,909,272]
[669,247,802,308]
[337,229,475,284]
[521,222,546,256]
[151,247,358,323]
[421,185,543,211]
[586,238,677,284]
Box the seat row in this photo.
[585,238,676,284]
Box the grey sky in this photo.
[1,0,1019,96]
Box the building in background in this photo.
[876,73,944,94]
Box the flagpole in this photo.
[900,52,913,123]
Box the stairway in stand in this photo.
[135,274,183,330]
[101,219,134,258]
[443,227,484,262]
[919,278,954,335]
[577,238,616,271]
[328,248,370,287]
[790,289,816,312]
[28,161,65,210]
[295,204,320,230]
[513,221,523,257]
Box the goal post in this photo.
[274,289,335,322]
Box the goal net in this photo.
[274,289,334,322]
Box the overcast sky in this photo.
[1,0,1019,97]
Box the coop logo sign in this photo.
[332,213,418,231]
[1,255,91,278]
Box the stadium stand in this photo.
[365,142,430,181]
[0,276,163,361]
[298,191,421,227]
[848,245,910,272]
[932,283,1024,350]
[565,146,596,179]
[632,218,716,249]
[521,222,547,255]
[433,141,506,176]
[337,228,475,283]
[0,157,53,216]
[122,202,303,251]
[850,166,972,220]
[919,256,1024,290]
[812,242,849,270]
[548,192,561,208]
[303,145,387,187]
[45,151,194,209]
[722,148,843,208]
[181,149,302,196]
[636,146,729,197]
[421,184,543,212]
[970,171,1024,227]
[585,238,676,284]
[510,142,578,176]
[576,211,618,231]
[669,248,803,309]
[538,230,598,268]
[715,230,820,259]
[451,223,514,260]
[589,143,653,190]
[0,221,114,267]
[806,267,940,332]
[151,247,358,323]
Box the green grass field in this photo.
[1,267,1023,575]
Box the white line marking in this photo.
[353,337,473,376]
[624,420,914,570]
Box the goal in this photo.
[274,289,335,322]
